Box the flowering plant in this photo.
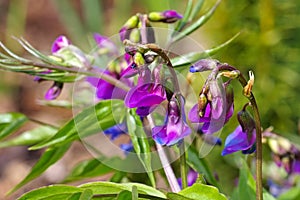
[0,1,299,200]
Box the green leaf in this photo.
[117,190,132,200]
[278,187,300,200]
[9,143,71,194]
[232,160,276,200]
[175,0,193,32]
[171,32,240,68]
[126,109,156,187]
[17,185,88,200]
[0,112,27,140]
[186,145,219,188]
[188,0,205,21]
[61,158,115,183]
[172,0,221,43]
[30,100,125,150]
[79,182,166,199]
[167,193,194,200]
[0,126,57,148]
[176,183,227,200]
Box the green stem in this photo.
[24,61,131,92]
[179,141,188,189]
[218,64,263,200]
[238,75,263,200]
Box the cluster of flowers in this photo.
[36,10,257,157]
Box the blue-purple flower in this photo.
[189,80,234,134]
[86,68,131,100]
[178,169,198,189]
[222,108,256,155]
[221,125,256,156]
[152,95,191,146]
[104,123,127,140]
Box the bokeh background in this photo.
[0,0,299,199]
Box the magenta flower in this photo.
[45,82,63,100]
[178,169,198,189]
[148,10,183,23]
[51,35,71,53]
[125,83,166,116]
[93,33,118,55]
[87,69,131,100]
[221,125,256,156]
[152,95,191,146]
[188,81,234,134]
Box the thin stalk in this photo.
[179,142,187,189]
[28,117,59,129]
[21,61,131,92]
[147,116,180,192]
[238,74,263,200]
[219,64,263,200]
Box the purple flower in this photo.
[45,82,63,100]
[148,10,183,23]
[93,33,118,55]
[189,81,234,134]
[87,68,131,100]
[51,35,71,53]
[178,169,198,189]
[103,123,127,140]
[189,59,219,73]
[221,125,256,156]
[152,95,191,146]
[125,83,166,116]
[120,143,134,155]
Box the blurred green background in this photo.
[0,0,299,198]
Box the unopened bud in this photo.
[237,108,255,136]
[45,82,63,100]
[119,15,139,41]
[148,10,182,23]
[133,52,145,66]
[190,59,218,73]
[129,29,141,43]
[243,71,254,97]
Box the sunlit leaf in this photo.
[79,181,166,199]
[9,143,71,194]
[0,126,57,148]
[168,183,227,200]
[61,158,116,183]
[0,112,27,140]
[171,32,240,68]
[171,0,221,43]
[17,185,90,200]
[126,109,156,187]
[30,100,125,150]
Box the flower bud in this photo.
[51,35,70,53]
[119,15,139,41]
[45,82,63,100]
[133,52,145,66]
[237,109,255,136]
[189,59,218,73]
[148,10,182,23]
[129,29,141,43]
